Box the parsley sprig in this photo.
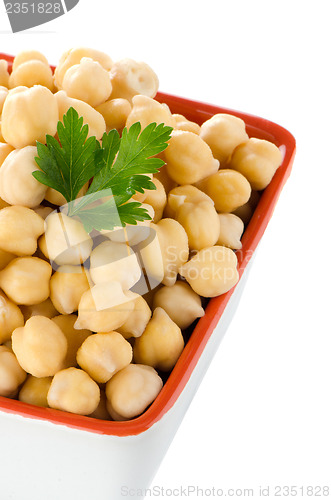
[33,107,172,232]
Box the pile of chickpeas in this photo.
[0,48,283,421]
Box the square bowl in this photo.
[0,52,296,500]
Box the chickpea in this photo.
[217,214,244,250]
[0,86,8,115]
[154,165,177,194]
[176,201,220,251]
[55,90,106,140]
[143,178,167,223]
[105,364,163,421]
[164,130,219,185]
[228,137,283,190]
[0,146,48,207]
[0,206,45,256]
[156,218,189,286]
[33,205,53,220]
[12,316,67,377]
[0,248,15,270]
[88,390,111,420]
[90,240,141,290]
[196,169,251,213]
[62,58,112,107]
[0,346,26,398]
[1,86,59,149]
[164,184,213,219]
[47,367,100,415]
[0,60,10,87]
[179,246,239,297]
[105,204,154,247]
[0,143,14,167]
[52,314,91,368]
[153,281,204,330]
[95,98,131,132]
[233,190,260,224]
[9,60,54,91]
[109,59,159,102]
[38,234,49,260]
[12,50,49,71]
[117,295,152,338]
[54,47,113,89]
[20,298,58,322]
[134,307,184,371]
[44,212,93,266]
[75,282,137,332]
[0,291,24,344]
[200,113,249,166]
[173,113,201,134]
[18,375,52,407]
[76,331,132,384]
[50,265,90,315]
[135,224,164,287]
[0,257,52,305]
[45,182,88,206]
[126,95,175,130]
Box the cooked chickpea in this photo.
[95,98,131,132]
[12,316,67,377]
[0,291,24,343]
[20,298,58,322]
[33,205,53,220]
[89,240,141,290]
[88,390,110,420]
[105,204,154,247]
[0,86,9,115]
[176,201,220,251]
[0,143,14,167]
[110,59,159,102]
[164,130,219,185]
[217,213,244,250]
[164,184,213,219]
[117,295,151,338]
[1,86,59,149]
[143,178,166,223]
[18,375,52,407]
[47,367,100,415]
[196,169,251,213]
[134,307,184,371]
[50,265,90,315]
[0,60,10,87]
[9,60,54,91]
[44,212,93,266]
[153,281,204,330]
[154,165,177,194]
[52,314,91,368]
[12,50,49,71]
[45,182,88,206]
[156,218,189,286]
[0,206,45,256]
[233,190,260,224]
[0,248,15,270]
[135,224,164,287]
[179,246,239,297]
[0,257,52,305]
[200,113,249,166]
[126,95,175,130]
[173,113,201,134]
[55,90,106,140]
[54,47,113,89]
[77,331,132,383]
[0,346,26,398]
[75,282,137,332]
[62,57,112,107]
[0,146,48,207]
[228,137,283,190]
[105,364,163,421]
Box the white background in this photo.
[1,0,330,498]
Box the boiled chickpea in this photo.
[176,201,220,251]
[45,182,88,206]
[0,143,13,167]
[0,257,52,305]
[126,95,175,130]
[105,204,154,247]
[228,137,283,190]
[12,50,49,71]
[9,60,54,91]
[0,87,8,115]
[33,205,53,220]
[153,165,177,194]
[217,213,244,250]
[1,86,59,149]
[18,375,52,407]
[136,223,164,287]
[0,248,15,270]
[12,316,67,377]
[88,390,111,420]
[0,346,26,398]
[0,146,48,207]
[110,59,159,102]
[52,314,91,368]
[95,98,131,132]
[143,178,166,223]
[179,246,239,297]
[105,364,163,421]
[156,218,189,286]
[62,57,112,107]
[134,307,184,371]
[47,367,100,415]
[0,206,45,256]
[0,60,9,87]
[152,281,204,330]
[164,130,219,185]
[173,113,201,134]
[196,169,251,213]
[77,331,132,383]
[200,113,249,166]
[232,190,260,224]
[0,291,24,343]
[164,184,213,219]
[20,298,58,322]
[50,265,90,315]
[117,295,152,339]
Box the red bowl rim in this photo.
[0,53,296,436]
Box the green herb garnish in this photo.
[33,107,172,232]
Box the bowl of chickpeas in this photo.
[0,48,295,500]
